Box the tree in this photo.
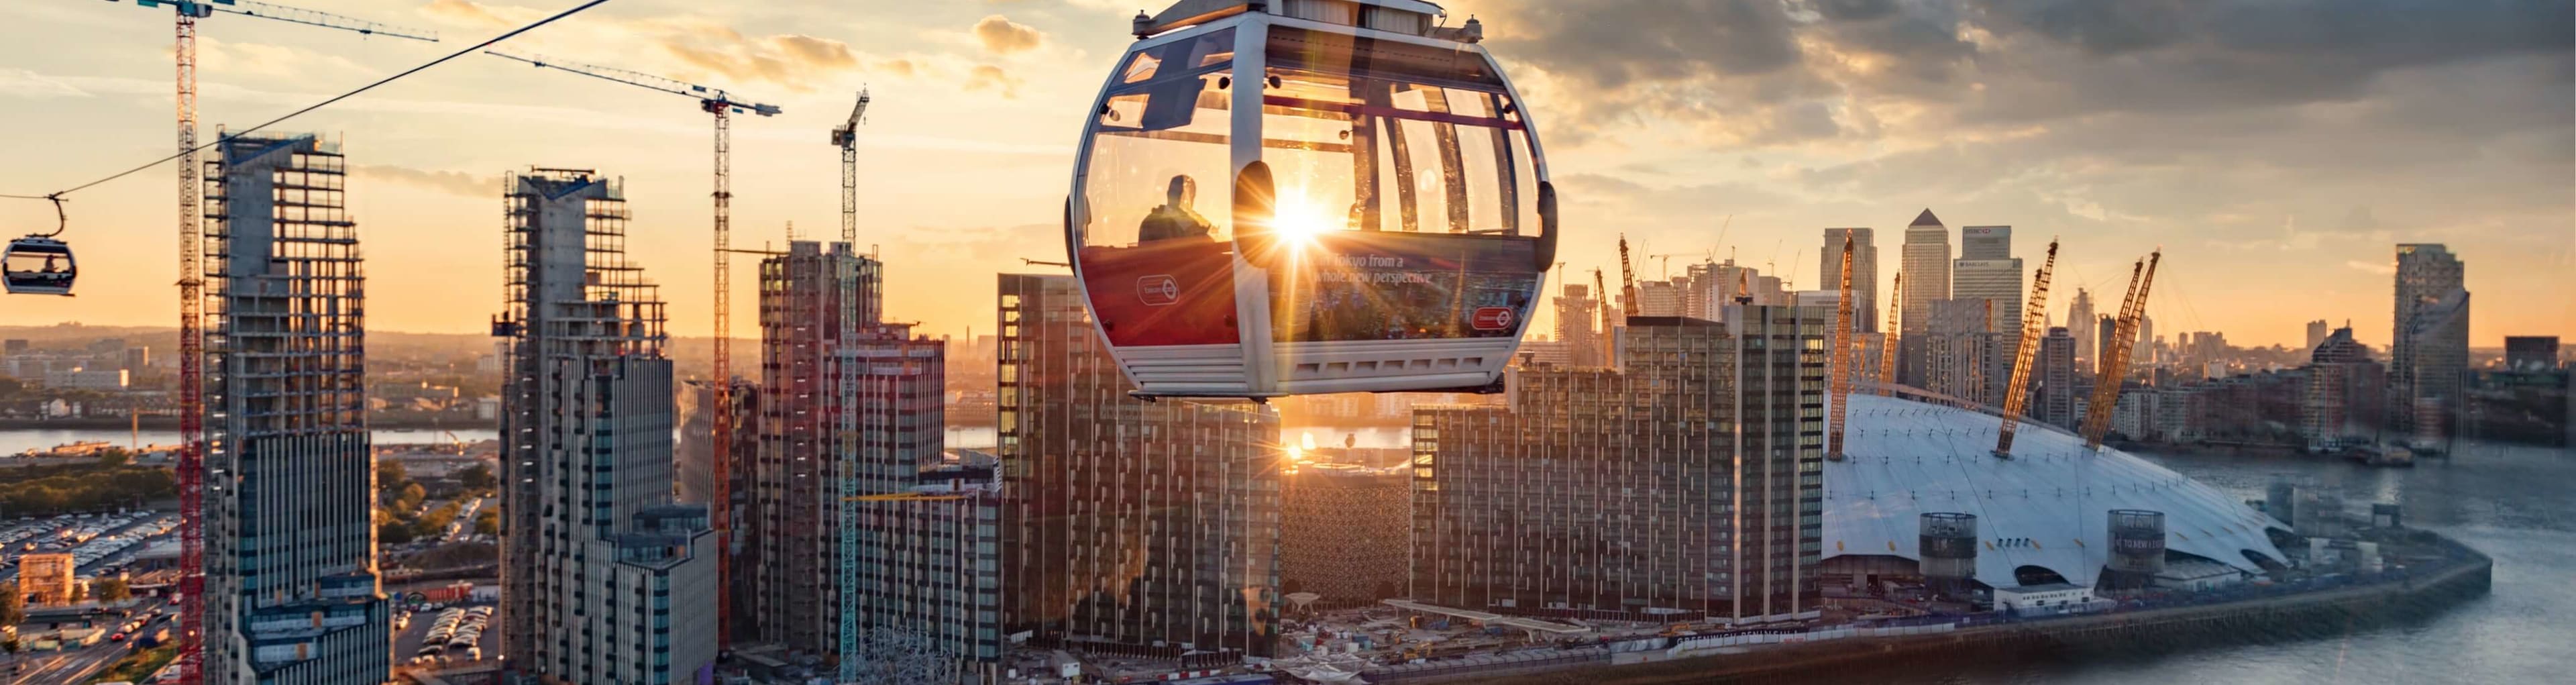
[379,521,418,545]
[473,508,500,537]
[397,483,428,513]
[92,576,131,604]
[378,460,410,493]
[458,463,497,491]
[96,449,131,468]
[1,580,24,627]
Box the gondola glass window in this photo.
[3,237,76,296]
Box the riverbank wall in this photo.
[1421,539,2493,685]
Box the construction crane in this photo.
[486,48,780,649]
[97,3,433,682]
[1827,233,1856,461]
[1878,271,1902,394]
[1615,234,1639,317]
[832,89,872,244]
[2082,251,2161,450]
[1994,239,2059,458]
[1591,268,1613,364]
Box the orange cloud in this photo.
[964,64,1022,98]
[973,15,1044,54]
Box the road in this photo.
[2,643,125,684]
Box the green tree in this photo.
[379,521,418,545]
[473,508,499,536]
[396,483,428,513]
[458,463,497,491]
[92,576,131,604]
[378,460,409,493]
[1,580,25,627]
[95,449,131,468]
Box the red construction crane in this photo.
[97,3,433,682]
[1994,239,2059,458]
[485,48,780,649]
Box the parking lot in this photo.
[392,601,500,670]
[1,510,179,584]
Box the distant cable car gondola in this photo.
[4,197,76,296]
[1067,0,1557,398]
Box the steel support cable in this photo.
[1,0,619,202]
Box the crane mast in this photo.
[486,48,780,652]
[103,4,433,682]
[2082,252,2161,450]
[1994,239,2059,457]
[1879,271,1903,394]
[1591,268,1612,365]
[1615,234,1639,317]
[1827,234,1856,461]
[833,89,871,245]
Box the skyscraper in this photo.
[497,170,717,684]
[2039,326,2077,428]
[749,241,881,654]
[840,329,996,682]
[2392,244,2468,444]
[1951,225,2023,344]
[2306,320,2332,354]
[201,133,388,685]
[2069,288,2096,368]
[998,274,1281,665]
[2301,326,2386,452]
[1899,210,1951,386]
[1412,309,1826,624]
[1821,228,1879,332]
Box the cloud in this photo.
[0,68,89,99]
[657,28,864,93]
[356,165,494,197]
[2346,260,2397,276]
[964,64,1023,98]
[973,15,1045,55]
[421,0,531,30]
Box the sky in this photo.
[0,0,2567,349]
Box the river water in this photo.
[1815,440,2570,685]
[0,428,502,454]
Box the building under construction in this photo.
[747,241,881,655]
[998,273,1281,666]
[200,132,388,685]
[495,169,716,684]
[1411,311,1828,625]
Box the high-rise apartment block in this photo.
[201,133,388,685]
[2039,326,2078,428]
[2390,244,2468,444]
[1821,228,1879,333]
[748,241,881,654]
[841,331,996,682]
[496,170,718,684]
[2301,326,2386,452]
[1411,311,1826,624]
[997,274,1281,666]
[2306,320,2332,354]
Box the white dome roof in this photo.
[1826,393,2291,589]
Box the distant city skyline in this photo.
[0,1,2565,350]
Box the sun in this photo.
[1269,182,1338,244]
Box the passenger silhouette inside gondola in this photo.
[42,256,60,274]
[1137,174,1213,243]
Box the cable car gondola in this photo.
[1067,0,1557,398]
[4,197,76,296]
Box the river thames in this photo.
[1815,440,2567,685]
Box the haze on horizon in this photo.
[0,0,2567,349]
